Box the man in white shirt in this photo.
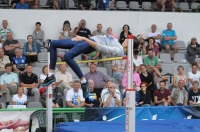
[147,24,161,44]
[101,82,122,107]
[0,20,15,42]
[188,64,200,89]
[66,80,85,108]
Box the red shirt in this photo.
[154,89,171,101]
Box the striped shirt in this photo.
[112,60,127,71]
[0,28,15,41]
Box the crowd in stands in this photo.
[0,18,200,109]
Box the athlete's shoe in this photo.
[43,39,51,49]
[81,82,90,98]
[40,74,56,86]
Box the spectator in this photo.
[32,22,44,47]
[23,35,40,66]
[112,59,127,82]
[39,65,53,84]
[143,49,166,82]
[140,64,157,101]
[160,0,176,12]
[146,37,160,57]
[122,63,141,90]
[106,27,117,40]
[133,50,143,72]
[12,48,27,74]
[171,80,188,106]
[122,82,140,106]
[154,81,171,106]
[12,87,27,105]
[31,0,42,9]
[85,79,100,107]
[139,82,152,106]
[0,63,18,107]
[188,64,200,90]
[189,81,200,106]
[101,82,121,107]
[119,24,132,44]
[147,24,161,46]
[0,20,15,43]
[59,20,72,39]
[85,63,109,96]
[66,80,85,108]
[187,37,200,68]
[79,0,94,10]
[40,81,63,108]
[0,48,10,75]
[172,65,187,88]
[162,22,177,60]
[98,0,109,10]
[20,65,40,102]
[74,19,91,38]
[92,24,105,36]
[3,32,20,61]
[136,35,146,56]
[55,64,73,102]
[16,0,30,9]
[82,50,100,67]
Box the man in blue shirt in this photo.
[16,0,29,9]
[162,23,178,60]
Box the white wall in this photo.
[1,9,200,44]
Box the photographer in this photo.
[59,20,72,39]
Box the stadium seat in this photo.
[191,3,200,11]
[179,2,191,12]
[33,67,42,77]
[142,2,153,11]
[175,40,186,49]
[129,1,141,10]
[116,1,128,10]
[65,0,77,9]
[159,53,173,63]
[40,0,50,8]
[28,102,44,108]
[174,53,187,63]
[17,39,26,48]
[96,67,108,76]
[161,63,174,75]
[38,52,48,63]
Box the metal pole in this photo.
[126,35,135,132]
[46,48,53,132]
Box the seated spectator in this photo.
[146,37,160,57]
[12,48,27,74]
[92,24,105,36]
[40,81,63,108]
[112,59,127,82]
[143,49,166,82]
[12,87,27,105]
[74,19,91,38]
[11,0,20,8]
[140,64,157,101]
[16,0,30,9]
[98,0,109,10]
[122,82,140,106]
[79,0,94,10]
[82,50,100,67]
[39,65,53,84]
[162,22,177,60]
[66,80,85,108]
[0,48,10,75]
[31,0,42,9]
[23,35,40,66]
[3,32,20,61]
[171,80,188,106]
[189,81,200,106]
[101,82,121,107]
[154,81,171,106]
[159,0,176,12]
[0,20,15,43]
[32,22,44,47]
[187,37,200,68]
[147,24,161,47]
[122,63,141,90]
[85,79,100,107]
[172,65,187,88]
[119,24,132,44]
[138,82,151,106]
[85,63,109,95]
[55,64,73,102]
[0,63,18,107]
[59,20,72,39]
[135,35,146,56]
[106,27,117,40]
[188,64,200,90]
[133,50,143,72]
[20,65,40,102]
